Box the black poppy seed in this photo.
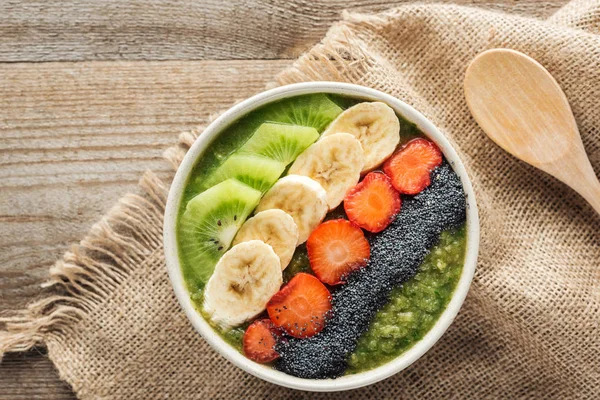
[218,246,223,251]
[275,162,466,379]
[234,215,237,221]
[217,220,222,226]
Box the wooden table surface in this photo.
[0,1,568,398]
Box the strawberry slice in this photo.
[306,219,371,285]
[383,138,443,195]
[267,273,332,338]
[242,319,281,363]
[344,172,401,233]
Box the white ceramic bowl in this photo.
[164,82,479,392]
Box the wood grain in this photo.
[0,0,566,62]
[0,350,74,400]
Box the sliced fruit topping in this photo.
[202,154,286,193]
[263,93,344,132]
[233,209,299,270]
[256,175,328,244]
[203,240,282,329]
[323,102,400,173]
[289,132,364,210]
[383,138,443,195]
[238,122,319,165]
[243,319,282,364]
[344,172,401,233]
[267,273,332,338]
[306,219,370,285]
[178,179,262,287]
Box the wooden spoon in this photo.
[464,48,600,215]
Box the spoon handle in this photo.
[565,150,600,216]
[577,177,600,215]
[539,138,600,216]
[549,158,600,216]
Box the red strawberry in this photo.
[306,219,371,285]
[267,273,332,338]
[242,319,281,363]
[344,172,401,233]
[383,138,443,195]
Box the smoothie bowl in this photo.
[163,82,479,391]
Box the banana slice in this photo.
[203,240,282,329]
[289,132,364,210]
[232,209,299,270]
[256,175,328,244]
[322,102,400,172]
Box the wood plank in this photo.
[0,0,567,62]
[0,350,75,400]
[0,59,289,313]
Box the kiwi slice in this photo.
[238,122,319,165]
[178,178,261,289]
[263,93,344,132]
[201,154,286,193]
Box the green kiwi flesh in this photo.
[178,178,261,290]
[201,154,286,193]
[238,122,319,165]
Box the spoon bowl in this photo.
[464,48,600,214]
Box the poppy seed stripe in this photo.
[275,161,467,379]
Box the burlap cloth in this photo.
[2,1,599,398]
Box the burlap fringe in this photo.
[0,172,169,359]
[275,14,426,120]
[277,9,423,86]
[276,23,371,85]
[163,110,225,169]
[163,128,202,170]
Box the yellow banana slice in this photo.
[289,132,364,210]
[232,209,299,270]
[256,175,328,244]
[322,102,400,172]
[203,240,282,329]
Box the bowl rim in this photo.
[163,82,480,392]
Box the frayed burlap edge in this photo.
[0,172,168,359]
